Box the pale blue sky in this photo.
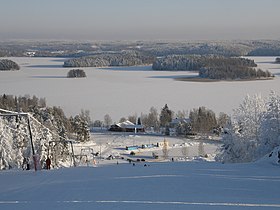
[0,0,279,40]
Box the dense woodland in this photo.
[152,55,256,71]
[0,59,20,71]
[199,66,272,80]
[63,51,154,67]
[152,55,271,80]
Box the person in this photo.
[22,157,29,170]
[46,157,51,170]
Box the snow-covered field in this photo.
[1,151,280,210]
[1,56,280,121]
[72,133,219,166]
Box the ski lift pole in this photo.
[70,141,76,167]
[27,114,37,171]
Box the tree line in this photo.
[94,104,229,137]
[0,94,93,170]
[63,51,155,68]
[0,94,90,142]
[152,55,257,71]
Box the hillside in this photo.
[0,159,279,210]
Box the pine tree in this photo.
[160,104,172,127]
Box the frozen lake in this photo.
[1,56,280,121]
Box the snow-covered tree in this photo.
[104,114,112,128]
[71,114,90,142]
[259,91,280,156]
[218,94,266,162]
[141,106,159,132]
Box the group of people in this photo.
[22,156,52,170]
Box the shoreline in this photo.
[175,76,274,82]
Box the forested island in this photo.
[63,51,154,67]
[67,69,87,78]
[153,55,272,81]
[0,59,20,71]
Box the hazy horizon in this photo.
[0,0,280,41]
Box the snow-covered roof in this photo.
[116,120,143,129]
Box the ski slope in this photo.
[0,157,280,210]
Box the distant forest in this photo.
[0,59,20,71]
[153,55,271,80]
[63,51,154,67]
[1,40,280,58]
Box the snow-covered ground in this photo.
[0,56,280,121]
[72,133,220,167]
[1,150,280,210]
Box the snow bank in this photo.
[256,146,280,166]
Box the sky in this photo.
[0,0,279,41]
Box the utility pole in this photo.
[70,141,76,167]
[0,112,38,171]
[27,114,38,171]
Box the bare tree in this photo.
[104,114,112,128]
[162,139,169,159]
[127,114,137,124]
[141,107,159,131]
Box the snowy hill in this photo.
[0,160,280,210]
[257,146,280,165]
